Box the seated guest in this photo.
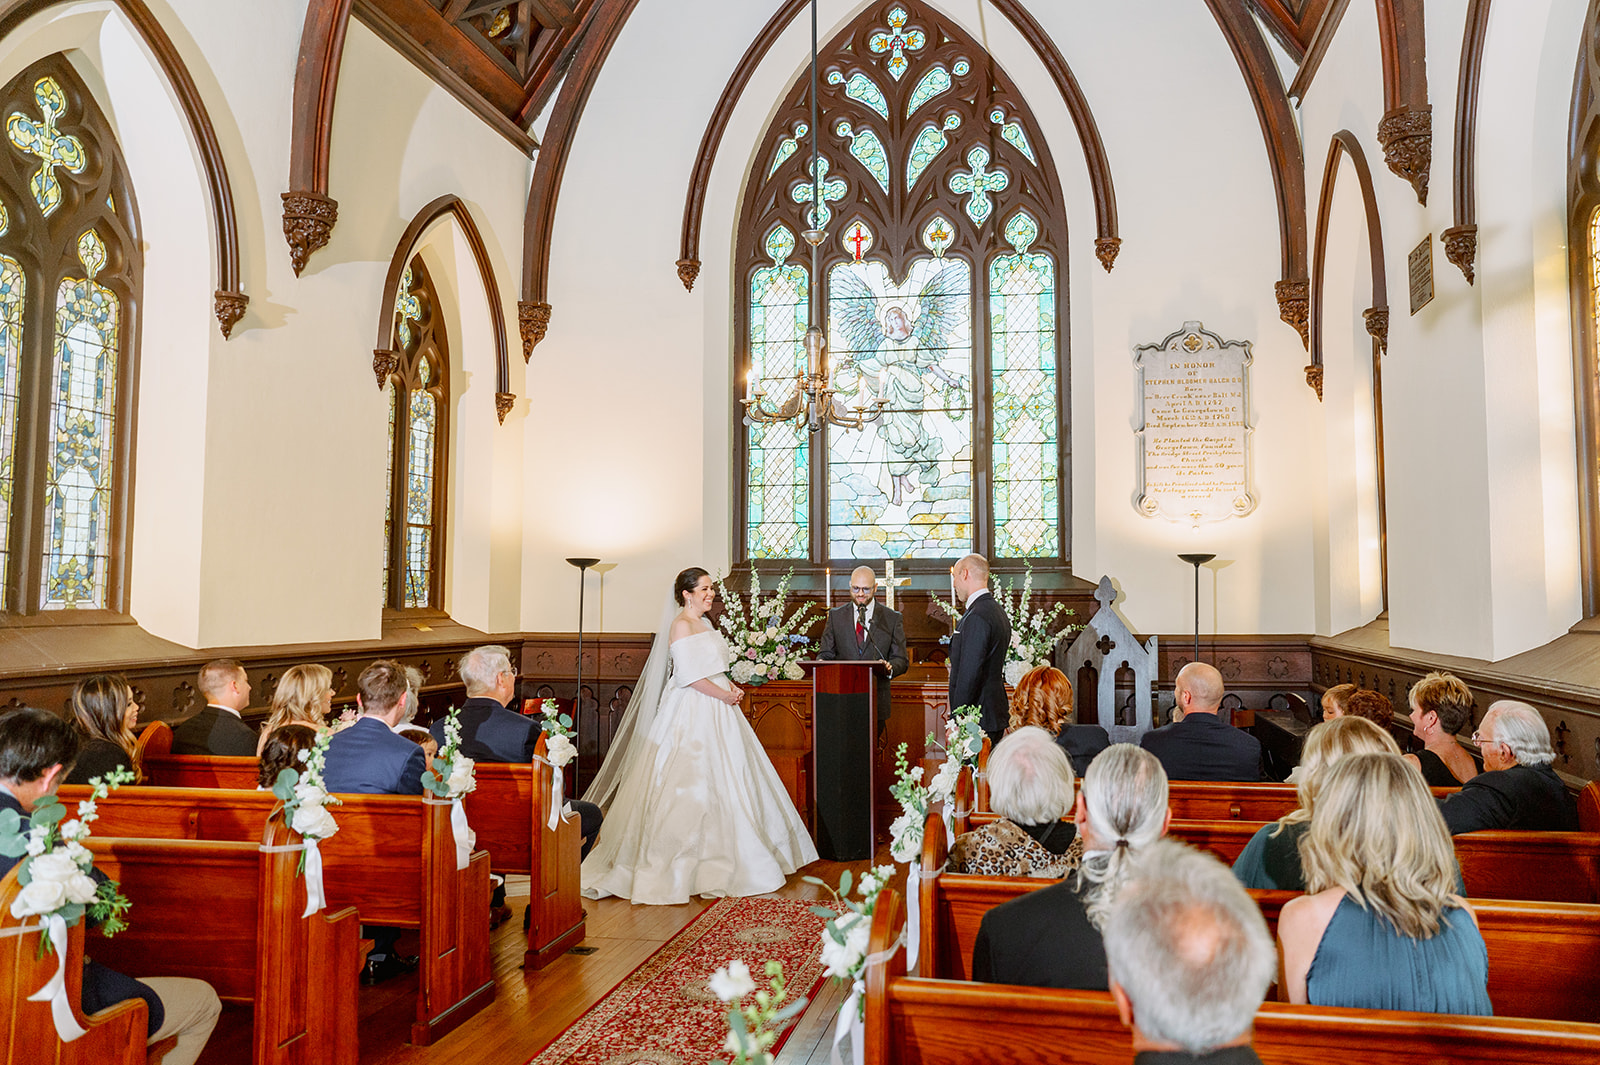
[393,666,438,766]
[1404,671,1479,786]
[256,663,334,755]
[1440,700,1577,834]
[0,709,222,1064]
[1342,688,1394,733]
[257,724,319,789]
[950,726,1082,878]
[63,673,140,785]
[971,744,1168,989]
[1318,682,1357,721]
[171,658,257,756]
[323,660,427,983]
[433,645,603,858]
[1103,840,1276,1065]
[1140,662,1261,781]
[1232,716,1399,891]
[1279,753,1490,1015]
[1009,665,1109,778]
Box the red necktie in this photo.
[856,606,867,646]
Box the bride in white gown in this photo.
[580,567,818,905]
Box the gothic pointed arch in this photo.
[736,0,1068,567]
[1569,0,1600,615]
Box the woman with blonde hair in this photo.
[1009,665,1108,777]
[256,664,334,755]
[63,673,140,784]
[1278,753,1490,1014]
[1233,715,1399,891]
[1404,671,1478,786]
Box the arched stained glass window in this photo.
[737,1,1067,566]
[0,56,138,614]
[382,257,448,610]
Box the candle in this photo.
[885,558,894,610]
[951,570,957,611]
[825,566,831,608]
[744,372,753,402]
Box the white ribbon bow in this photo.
[260,840,326,916]
[905,861,922,973]
[28,914,86,1042]
[548,764,564,831]
[423,796,473,870]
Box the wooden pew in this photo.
[137,722,587,971]
[59,785,493,1046]
[0,868,147,1064]
[864,888,1600,1065]
[86,806,362,1064]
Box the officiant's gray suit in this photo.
[817,600,909,731]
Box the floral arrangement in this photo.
[268,729,341,872]
[714,567,820,687]
[886,744,929,864]
[709,959,808,1065]
[804,864,894,1065]
[934,562,1080,686]
[540,698,577,769]
[925,704,982,812]
[0,768,134,949]
[423,704,477,800]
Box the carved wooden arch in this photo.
[1203,0,1310,347]
[1567,0,1600,616]
[1374,0,1430,204]
[283,0,352,278]
[673,0,1123,293]
[1442,0,1492,282]
[372,194,514,424]
[518,0,644,359]
[1309,131,1389,400]
[0,0,248,338]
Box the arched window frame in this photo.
[733,1,1070,571]
[0,54,140,618]
[1570,0,1600,616]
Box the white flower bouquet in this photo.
[424,705,477,800]
[803,863,895,1049]
[268,728,341,869]
[0,767,134,945]
[709,958,808,1065]
[540,698,577,769]
[714,567,820,687]
[886,744,930,864]
[934,562,1080,684]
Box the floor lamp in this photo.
[1177,553,1215,665]
[566,557,600,727]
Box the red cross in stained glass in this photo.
[846,222,872,262]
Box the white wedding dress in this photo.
[580,626,818,905]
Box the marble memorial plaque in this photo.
[1133,321,1256,525]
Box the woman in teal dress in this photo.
[1278,753,1491,1016]
[1231,715,1399,891]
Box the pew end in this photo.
[918,810,950,978]
[135,720,172,761]
[865,887,908,1065]
[526,733,586,970]
[1578,780,1600,834]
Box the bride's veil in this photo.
[581,594,680,813]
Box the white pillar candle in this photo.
[885,558,895,609]
[825,567,831,608]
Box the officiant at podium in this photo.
[818,565,910,734]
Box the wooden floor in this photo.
[194,848,884,1065]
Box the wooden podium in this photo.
[803,659,880,861]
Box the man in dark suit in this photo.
[817,565,909,734]
[947,553,1012,747]
[1441,700,1578,834]
[323,659,428,983]
[433,645,602,858]
[170,659,257,756]
[0,708,221,1065]
[1140,663,1261,781]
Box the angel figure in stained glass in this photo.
[830,260,967,506]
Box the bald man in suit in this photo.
[1140,662,1262,781]
[818,564,909,733]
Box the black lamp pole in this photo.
[1177,553,1215,665]
[566,558,601,722]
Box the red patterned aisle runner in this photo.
[526,896,835,1065]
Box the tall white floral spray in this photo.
[804,866,896,1065]
[933,562,1081,685]
[709,959,808,1065]
[885,744,933,972]
[714,567,820,686]
[925,703,982,851]
[268,728,342,916]
[423,704,477,869]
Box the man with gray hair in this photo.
[1103,839,1275,1063]
[1440,700,1577,834]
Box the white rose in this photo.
[63,872,98,905]
[707,958,756,1001]
[819,912,871,980]
[445,757,477,797]
[764,627,778,641]
[293,782,330,809]
[11,877,67,917]
[28,851,82,885]
[546,734,576,768]
[292,801,339,840]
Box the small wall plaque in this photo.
[1409,233,1434,315]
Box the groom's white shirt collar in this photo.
[965,587,991,609]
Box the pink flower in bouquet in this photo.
[746,649,759,659]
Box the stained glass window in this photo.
[737,2,1066,566]
[0,57,137,615]
[382,256,448,609]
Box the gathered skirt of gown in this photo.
[580,630,819,905]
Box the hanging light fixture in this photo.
[742,0,887,434]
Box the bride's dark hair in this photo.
[674,567,711,606]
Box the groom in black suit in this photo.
[948,553,1013,748]
[818,565,909,733]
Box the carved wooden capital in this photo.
[1275,278,1310,348]
[1304,364,1323,401]
[1441,224,1477,285]
[1094,237,1122,272]
[518,300,551,361]
[676,258,701,292]
[213,290,248,340]
[281,190,339,276]
[1363,306,1390,354]
[1377,106,1432,205]
[372,349,399,389]
[495,391,515,424]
